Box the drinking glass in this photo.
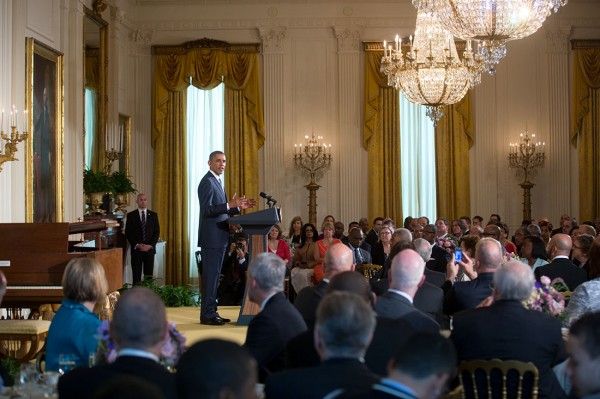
[58,354,79,375]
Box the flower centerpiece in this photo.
[524,276,568,319]
[96,321,187,369]
[436,235,458,253]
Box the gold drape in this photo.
[571,45,600,221]
[434,94,474,219]
[152,42,264,285]
[364,50,403,223]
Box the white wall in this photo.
[1,0,599,234]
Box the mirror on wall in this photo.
[83,6,107,172]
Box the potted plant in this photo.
[83,169,113,214]
[110,171,137,212]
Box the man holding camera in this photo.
[217,233,250,306]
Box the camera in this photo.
[235,242,244,250]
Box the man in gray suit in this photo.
[197,151,256,325]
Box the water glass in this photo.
[58,354,79,375]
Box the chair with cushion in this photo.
[457,358,539,399]
[0,319,51,364]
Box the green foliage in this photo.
[1,357,17,385]
[83,169,113,194]
[121,278,199,307]
[110,171,137,194]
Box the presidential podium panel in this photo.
[227,208,281,325]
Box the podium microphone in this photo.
[259,192,277,207]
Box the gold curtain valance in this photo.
[85,52,99,90]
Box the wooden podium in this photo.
[227,208,281,325]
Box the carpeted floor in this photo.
[166,306,248,346]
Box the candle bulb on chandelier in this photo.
[383,40,387,58]
[395,35,399,51]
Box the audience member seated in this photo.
[58,288,177,399]
[177,339,257,399]
[451,260,567,399]
[317,215,336,240]
[365,217,384,247]
[535,234,587,291]
[290,223,317,294]
[312,222,342,283]
[287,216,303,248]
[566,312,600,399]
[572,234,594,275]
[334,221,346,240]
[443,237,503,315]
[422,224,449,274]
[343,332,457,399]
[374,249,440,333]
[456,235,480,281]
[294,243,354,330]
[46,258,108,371]
[540,220,552,246]
[243,253,307,382]
[371,225,394,267]
[414,238,446,288]
[265,291,379,399]
[450,218,467,241]
[520,235,549,271]
[498,222,518,255]
[345,227,372,272]
[564,236,600,327]
[217,233,250,306]
[91,375,166,399]
[267,224,291,267]
[512,226,530,255]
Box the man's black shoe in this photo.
[200,317,225,326]
[216,314,231,323]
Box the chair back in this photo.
[458,358,539,399]
[362,264,382,280]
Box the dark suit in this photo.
[57,355,177,399]
[342,379,419,399]
[424,268,446,288]
[426,244,450,274]
[294,280,328,330]
[371,242,389,267]
[244,292,307,382]
[413,281,447,328]
[443,272,494,315]
[125,209,160,284]
[265,358,380,399]
[374,291,440,332]
[197,171,240,321]
[451,300,568,399]
[534,257,588,291]
[365,229,379,247]
[347,244,372,265]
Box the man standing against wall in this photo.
[198,151,256,326]
[125,193,160,285]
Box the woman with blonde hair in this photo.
[46,257,109,371]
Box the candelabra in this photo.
[508,130,546,220]
[105,122,124,171]
[293,132,332,225]
[0,107,29,173]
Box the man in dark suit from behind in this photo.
[451,260,568,399]
[535,233,587,290]
[443,237,502,316]
[58,288,177,399]
[125,193,160,284]
[266,291,380,399]
[413,238,446,288]
[243,253,307,382]
[346,333,457,399]
[374,249,440,333]
[177,339,257,399]
[294,243,355,330]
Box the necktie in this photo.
[217,177,224,192]
[355,247,363,263]
[141,210,146,242]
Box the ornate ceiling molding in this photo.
[152,38,261,55]
[259,27,287,54]
[333,28,362,53]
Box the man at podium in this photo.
[198,151,256,326]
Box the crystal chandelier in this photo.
[380,9,482,123]
[413,0,568,74]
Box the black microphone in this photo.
[259,192,277,206]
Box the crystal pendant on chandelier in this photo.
[380,9,482,124]
[413,0,569,74]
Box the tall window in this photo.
[186,83,224,277]
[84,88,96,169]
[399,93,437,221]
